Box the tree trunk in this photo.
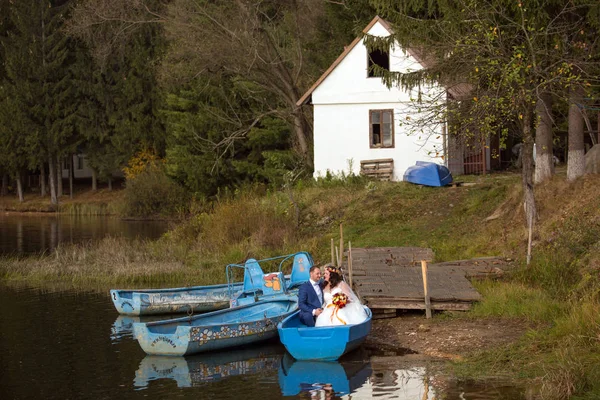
[40,162,47,197]
[292,109,313,169]
[69,154,74,199]
[1,174,8,196]
[567,86,585,181]
[48,155,58,205]
[108,176,112,191]
[521,110,536,265]
[92,168,97,191]
[16,172,24,203]
[534,93,554,184]
[57,158,63,197]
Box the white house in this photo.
[298,16,449,181]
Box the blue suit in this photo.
[298,280,324,327]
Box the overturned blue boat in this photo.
[133,297,297,356]
[403,161,453,187]
[277,306,372,361]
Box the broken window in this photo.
[367,48,389,77]
[370,110,394,148]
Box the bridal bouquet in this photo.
[331,293,348,309]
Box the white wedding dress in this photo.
[315,282,368,327]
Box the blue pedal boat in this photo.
[229,252,313,307]
[109,282,243,316]
[277,306,372,361]
[133,297,298,356]
[403,161,453,187]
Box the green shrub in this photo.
[121,165,189,218]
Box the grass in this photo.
[2,171,600,398]
[0,188,123,215]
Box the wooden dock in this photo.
[347,248,500,317]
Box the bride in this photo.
[315,265,368,327]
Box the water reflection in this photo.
[354,367,436,399]
[0,283,529,399]
[134,342,284,388]
[278,353,371,398]
[0,214,168,255]
[111,315,169,342]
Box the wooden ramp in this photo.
[348,248,484,316]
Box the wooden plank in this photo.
[360,158,394,164]
[366,300,473,311]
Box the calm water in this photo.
[0,284,529,399]
[0,214,168,255]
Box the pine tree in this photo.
[2,0,78,204]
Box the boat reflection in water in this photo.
[278,352,372,397]
[111,315,167,342]
[133,342,284,388]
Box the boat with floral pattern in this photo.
[134,342,284,387]
[133,298,297,356]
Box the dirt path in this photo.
[366,313,528,360]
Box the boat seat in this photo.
[262,272,285,295]
[287,252,312,290]
[242,259,265,293]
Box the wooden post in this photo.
[348,241,353,288]
[339,223,344,267]
[335,246,340,266]
[330,238,335,265]
[421,260,432,319]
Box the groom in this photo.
[298,265,324,327]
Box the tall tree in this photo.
[367,0,600,262]
[535,92,554,183]
[69,0,355,171]
[2,0,78,205]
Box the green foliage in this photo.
[470,280,565,323]
[121,165,188,218]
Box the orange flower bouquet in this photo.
[332,293,348,308]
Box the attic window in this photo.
[367,48,389,77]
[370,109,394,148]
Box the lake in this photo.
[0,284,529,399]
[0,214,169,255]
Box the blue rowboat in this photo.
[133,298,298,356]
[134,342,284,388]
[110,282,242,316]
[277,306,372,361]
[278,353,372,396]
[403,161,453,187]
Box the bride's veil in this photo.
[339,280,361,304]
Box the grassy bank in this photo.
[1,171,599,398]
[0,188,122,215]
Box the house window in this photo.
[370,109,394,148]
[367,48,389,77]
[77,155,84,170]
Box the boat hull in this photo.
[110,283,243,316]
[277,307,372,361]
[133,298,297,356]
[403,161,453,187]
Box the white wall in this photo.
[311,21,446,180]
[60,154,123,179]
[313,103,444,180]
